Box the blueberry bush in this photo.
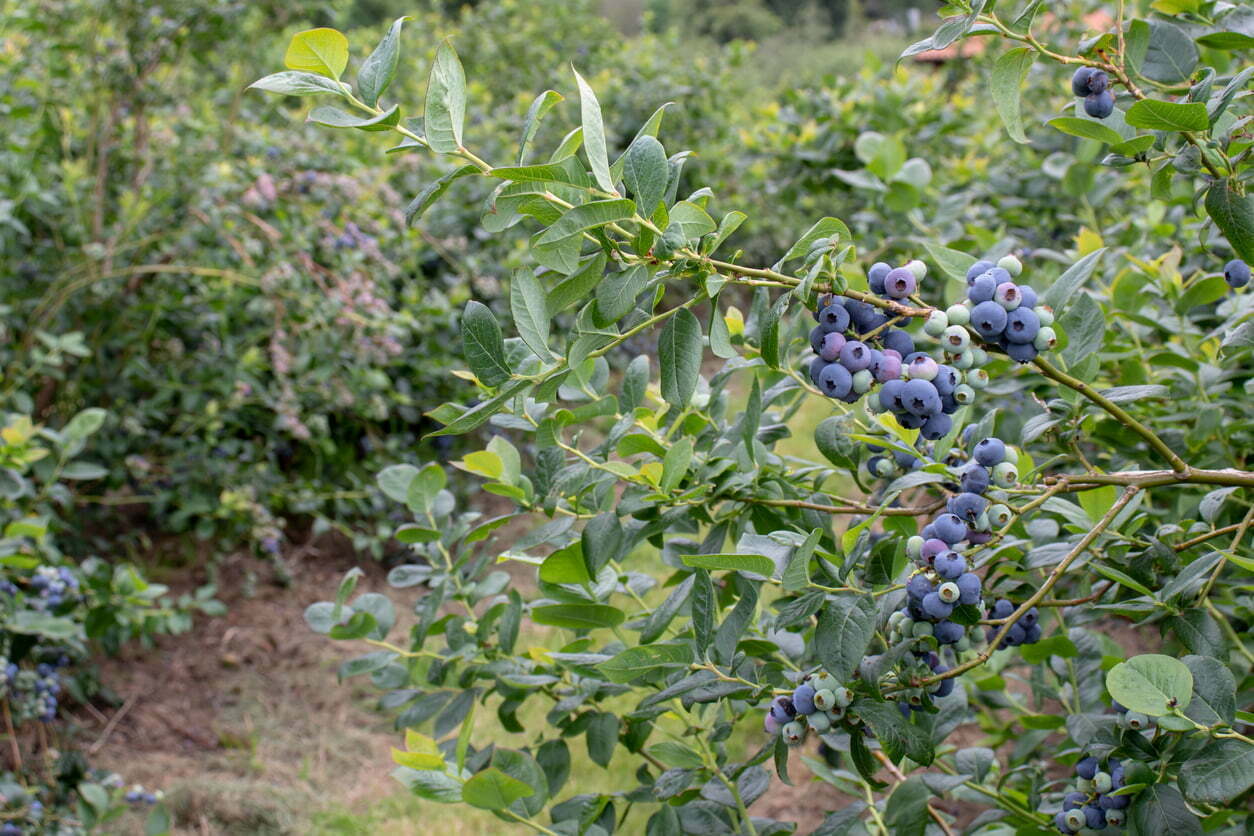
[265,4,1254,834]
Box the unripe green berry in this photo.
[1076,778,1092,793]
[833,687,854,708]
[1094,772,1112,794]
[1034,326,1057,351]
[1035,306,1055,326]
[807,711,832,733]
[969,347,989,366]
[1125,710,1151,731]
[942,324,970,352]
[992,461,1018,487]
[953,383,975,404]
[997,254,1022,276]
[966,369,990,389]
[852,369,874,394]
[938,581,960,603]
[888,610,906,629]
[945,304,970,326]
[1065,809,1087,831]
[906,535,925,559]
[1106,809,1126,827]
[987,503,1012,527]
[912,621,934,639]
[783,720,806,746]
[974,509,990,531]
[811,673,839,692]
[907,259,927,280]
[956,636,971,652]
[951,349,974,369]
[899,617,915,633]
[813,688,836,711]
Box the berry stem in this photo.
[1195,506,1254,602]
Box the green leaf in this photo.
[425,42,467,153]
[815,593,878,684]
[776,218,851,268]
[1178,275,1228,311]
[681,553,775,577]
[759,294,788,369]
[815,415,858,471]
[596,265,648,324]
[531,603,625,631]
[782,529,821,594]
[539,544,590,586]
[991,48,1034,143]
[64,407,107,441]
[857,699,934,765]
[405,165,479,225]
[461,301,511,387]
[1047,117,1124,145]
[249,71,345,97]
[510,270,552,361]
[462,767,534,811]
[1106,654,1193,716]
[648,741,704,770]
[358,17,409,107]
[1140,21,1199,84]
[666,201,717,242]
[573,68,615,193]
[518,90,564,164]
[922,243,976,284]
[622,135,669,218]
[1179,740,1254,804]
[392,767,463,802]
[489,158,591,188]
[284,28,349,79]
[537,199,636,245]
[585,712,619,768]
[426,379,530,437]
[377,464,419,504]
[1129,784,1201,835]
[1205,181,1254,263]
[598,644,694,683]
[1042,248,1105,312]
[884,776,930,836]
[660,438,693,493]
[1125,99,1209,132]
[658,308,702,408]
[1059,292,1105,366]
[308,104,401,131]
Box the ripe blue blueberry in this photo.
[884,267,917,299]
[769,695,797,723]
[871,351,902,382]
[1071,66,1097,95]
[1018,285,1037,308]
[902,379,942,417]
[921,538,949,562]
[948,493,986,525]
[973,437,1006,466]
[792,683,817,715]
[1085,89,1115,119]
[933,620,964,644]
[970,300,1008,339]
[840,340,873,372]
[968,272,997,303]
[1006,341,1039,364]
[990,598,1015,620]
[1075,756,1099,780]
[955,572,981,605]
[921,411,952,441]
[932,513,967,545]
[819,363,853,398]
[1225,258,1251,288]
[868,261,892,294]
[961,463,989,494]
[818,302,851,334]
[1083,805,1107,830]
[881,329,914,358]
[820,331,846,361]
[922,592,953,619]
[808,356,827,387]
[934,551,967,580]
[932,365,959,395]
[993,282,1021,310]
[906,574,934,600]
[966,260,995,283]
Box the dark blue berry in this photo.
[1225,258,1251,288]
[1084,90,1115,119]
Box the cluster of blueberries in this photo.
[985,598,1042,648]
[1071,67,1115,119]
[1,656,69,723]
[1055,756,1131,832]
[124,786,161,806]
[23,566,79,611]
[764,671,858,746]
[952,258,1057,365]
[1225,258,1251,289]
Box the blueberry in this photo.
[1022,623,1042,643]
[820,331,846,361]
[871,352,902,382]
[1076,756,1099,780]
[1005,622,1027,645]
[994,282,1021,310]
[819,303,851,333]
[1098,793,1129,810]
[1225,258,1251,288]
[908,355,939,381]
[990,599,1015,620]
[968,272,998,303]
[808,356,827,387]
[783,720,806,745]
[992,461,1018,487]
[921,411,952,441]
[1063,792,1086,811]
[792,683,817,715]
[819,363,854,398]
[868,261,892,294]
[1006,341,1039,363]
[1017,285,1037,308]
[840,340,872,372]
[955,573,981,605]
[952,383,974,404]
[942,324,970,352]
[961,463,989,494]
[807,711,832,733]
[832,686,854,708]
[812,688,836,711]
[924,310,949,337]
[1084,89,1115,119]
[1005,308,1039,344]
[881,329,914,357]
[1054,811,1075,834]
[1033,326,1058,351]
[903,379,942,417]
[934,551,967,580]
[973,437,1006,466]
[986,503,1012,527]
[966,260,995,283]
[879,379,907,413]
[1088,70,1110,93]
[1105,809,1126,827]
[1071,66,1098,96]
[970,301,1008,339]
[932,513,968,545]
[1083,804,1107,830]
[933,620,964,644]
[884,267,917,299]
[932,365,959,395]
[922,592,953,619]
[906,575,933,604]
